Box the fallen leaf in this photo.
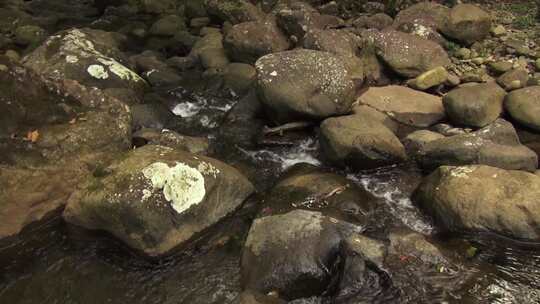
[26,130,39,143]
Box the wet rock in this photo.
[416,119,538,172]
[223,63,257,95]
[0,164,88,239]
[367,29,451,78]
[149,15,186,37]
[319,114,407,170]
[14,25,46,46]
[131,103,174,131]
[24,28,147,95]
[357,85,445,128]
[236,291,286,304]
[262,163,377,222]
[241,209,359,300]
[224,16,290,64]
[190,31,229,69]
[63,144,254,257]
[441,4,491,45]
[413,165,540,241]
[255,49,355,124]
[205,0,261,25]
[497,69,529,91]
[505,86,540,132]
[388,228,449,265]
[132,128,209,155]
[443,82,506,128]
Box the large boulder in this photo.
[319,113,407,170]
[255,49,355,124]
[356,85,445,128]
[413,165,540,241]
[416,119,538,172]
[505,86,540,132]
[23,28,147,94]
[367,29,450,78]
[261,163,377,221]
[443,82,507,128]
[224,16,290,64]
[392,2,449,44]
[241,209,359,300]
[441,4,491,45]
[63,145,255,257]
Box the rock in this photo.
[241,209,359,300]
[140,0,177,14]
[417,119,538,172]
[535,59,540,72]
[357,85,445,128]
[236,291,287,304]
[132,128,209,155]
[205,0,261,24]
[505,86,540,132]
[490,25,506,37]
[167,56,196,71]
[441,4,491,45]
[367,29,451,78]
[403,130,445,157]
[255,49,355,124]
[455,48,471,59]
[497,69,529,91]
[223,16,290,64]
[319,114,407,170]
[410,66,449,90]
[24,28,147,94]
[443,82,506,128]
[14,25,46,46]
[262,163,377,221]
[142,69,182,88]
[223,63,257,95]
[413,165,540,241]
[488,61,513,75]
[342,234,387,269]
[190,17,210,28]
[63,145,254,257]
[4,50,20,62]
[149,15,186,37]
[392,2,449,44]
[189,31,229,69]
[131,102,174,130]
[302,28,364,82]
[353,13,393,30]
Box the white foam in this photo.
[240,138,320,171]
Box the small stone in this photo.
[471,57,485,65]
[456,48,471,59]
[14,25,46,46]
[497,68,529,91]
[490,25,506,37]
[411,66,449,90]
[0,64,8,72]
[4,50,20,62]
[445,73,461,87]
[508,80,523,90]
[489,61,513,74]
[190,17,210,28]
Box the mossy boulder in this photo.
[63,145,255,257]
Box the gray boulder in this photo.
[505,86,540,132]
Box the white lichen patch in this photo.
[142,162,206,214]
[197,161,220,178]
[97,57,143,82]
[449,166,476,179]
[87,64,109,79]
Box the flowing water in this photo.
[2,2,540,302]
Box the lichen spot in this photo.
[449,166,476,179]
[87,64,109,79]
[66,55,79,63]
[142,162,206,214]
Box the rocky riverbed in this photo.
[1,0,540,303]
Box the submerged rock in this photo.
[63,145,254,257]
[255,49,355,124]
[241,209,359,300]
[414,165,540,241]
